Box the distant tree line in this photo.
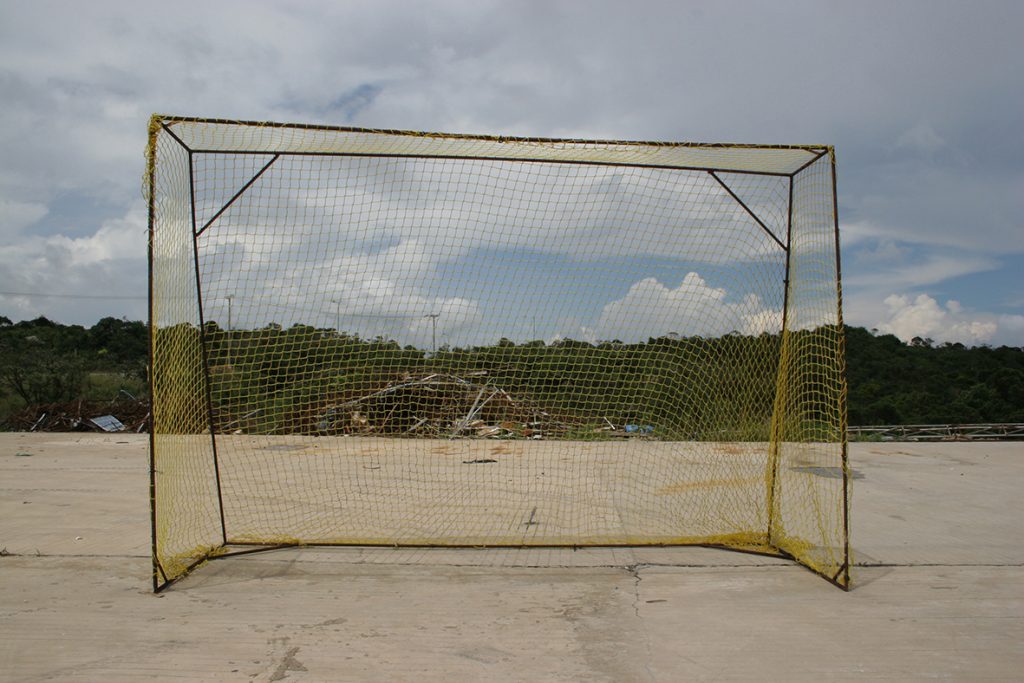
[188,322,783,440]
[1,315,1021,430]
[844,326,1023,425]
[0,316,147,418]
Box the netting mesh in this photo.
[146,116,849,589]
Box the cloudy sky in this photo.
[1,0,1022,347]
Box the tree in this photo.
[0,332,86,406]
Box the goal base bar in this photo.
[153,540,849,593]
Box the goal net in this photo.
[146,115,849,590]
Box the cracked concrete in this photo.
[624,564,646,618]
[1,434,1023,681]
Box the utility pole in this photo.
[425,313,440,353]
[225,295,233,366]
[331,299,340,335]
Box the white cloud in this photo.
[1,0,1023,334]
[0,202,146,275]
[997,314,1024,340]
[56,208,147,266]
[595,273,781,342]
[874,294,1001,345]
[845,253,999,290]
[195,232,483,348]
[157,151,790,349]
[850,238,908,264]
[839,220,890,250]
[895,121,946,153]
[0,203,148,322]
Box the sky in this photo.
[1,0,1022,347]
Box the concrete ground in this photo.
[1,433,1021,682]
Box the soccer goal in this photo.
[146,115,849,591]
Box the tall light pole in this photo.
[331,299,340,335]
[425,313,440,353]
[225,295,234,366]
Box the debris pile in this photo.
[314,372,570,439]
[4,397,151,433]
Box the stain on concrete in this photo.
[269,644,307,682]
[790,465,864,480]
[655,476,759,494]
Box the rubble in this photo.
[4,398,151,433]
[313,372,572,439]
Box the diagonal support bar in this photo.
[194,154,280,237]
[708,170,787,251]
[790,148,830,177]
[187,151,228,548]
[766,174,795,547]
[159,122,191,151]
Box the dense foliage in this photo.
[191,324,781,439]
[0,316,147,420]
[845,326,1024,424]
[1,315,1021,430]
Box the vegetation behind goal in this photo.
[146,116,849,590]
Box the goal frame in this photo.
[146,114,850,592]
